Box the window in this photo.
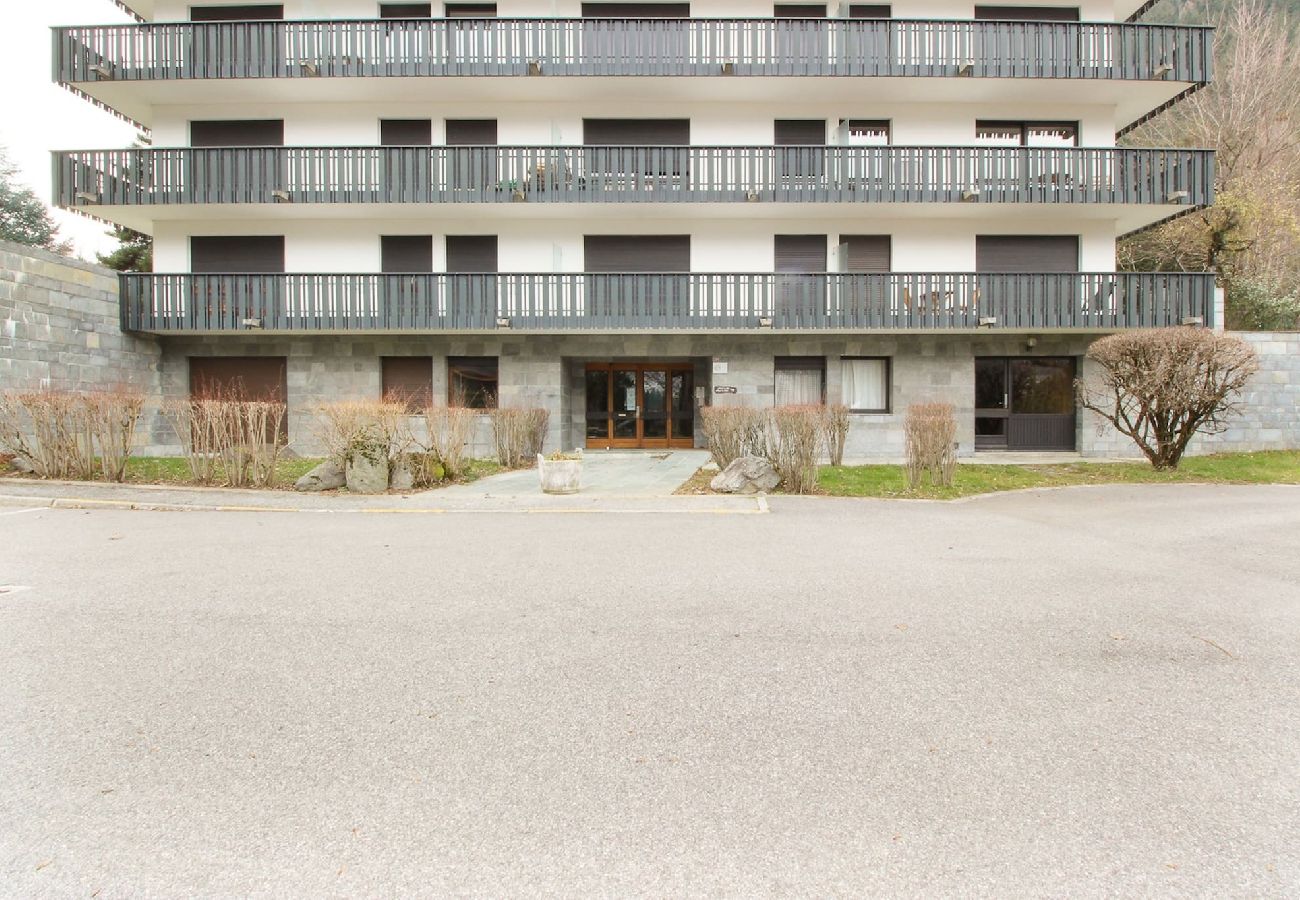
[382,357,433,412]
[774,357,825,406]
[449,357,498,408]
[844,119,890,146]
[975,121,1078,147]
[842,357,890,412]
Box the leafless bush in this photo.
[699,406,767,469]
[904,403,957,490]
[163,395,288,487]
[0,389,143,481]
[766,405,823,495]
[419,405,477,482]
[1077,328,1258,469]
[84,391,146,482]
[313,400,413,467]
[818,403,850,467]
[489,407,549,468]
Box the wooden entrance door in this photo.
[585,363,694,449]
[975,356,1077,451]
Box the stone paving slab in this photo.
[437,449,714,499]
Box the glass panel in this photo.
[585,368,610,440]
[775,367,824,406]
[842,358,887,411]
[612,369,637,439]
[1026,123,1077,148]
[845,120,890,146]
[670,370,694,441]
[448,356,498,408]
[642,369,667,439]
[975,358,1008,410]
[1011,358,1076,414]
[974,122,1023,146]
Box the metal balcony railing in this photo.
[57,145,1214,208]
[119,271,1216,333]
[53,18,1212,83]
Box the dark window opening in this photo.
[449,357,498,408]
[380,119,432,146]
[382,357,434,412]
[190,236,285,273]
[973,5,1079,20]
[380,2,433,16]
[975,120,1078,147]
[190,4,284,20]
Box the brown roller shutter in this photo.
[774,4,826,16]
[974,5,1079,19]
[189,357,287,402]
[580,3,690,16]
[847,4,890,16]
[379,2,433,16]
[191,120,284,147]
[446,236,499,273]
[840,235,891,272]
[382,236,433,272]
[190,4,284,20]
[445,120,498,145]
[191,236,285,273]
[775,120,826,145]
[976,236,1079,273]
[382,357,434,411]
[583,119,690,145]
[380,119,432,146]
[775,235,827,272]
[584,236,690,272]
[444,3,497,16]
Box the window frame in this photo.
[843,119,891,146]
[381,355,434,413]
[840,355,892,414]
[448,356,499,409]
[974,120,1080,147]
[773,355,827,406]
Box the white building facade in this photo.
[55,0,1215,456]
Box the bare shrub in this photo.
[1077,328,1258,469]
[163,395,288,487]
[818,403,850,467]
[84,390,145,482]
[699,406,767,469]
[488,407,549,468]
[904,403,957,490]
[0,390,143,481]
[765,405,823,495]
[420,405,477,482]
[313,400,413,468]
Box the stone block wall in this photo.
[0,241,169,453]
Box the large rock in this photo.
[345,449,389,494]
[294,459,345,492]
[389,455,416,491]
[710,455,780,494]
[8,456,35,474]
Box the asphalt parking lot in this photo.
[2,484,1297,897]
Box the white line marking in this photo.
[0,507,44,517]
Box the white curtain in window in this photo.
[842,358,887,410]
[775,368,823,406]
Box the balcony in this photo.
[54,19,1211,126]
[57,146,1214,227]
[120,271,1215,334]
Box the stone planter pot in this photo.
[537,452,582,495]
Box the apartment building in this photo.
[54,0,1215,456]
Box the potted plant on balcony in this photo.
[537,449,583,495]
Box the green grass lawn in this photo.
[0,455,505,492]
[815,451,1300,500]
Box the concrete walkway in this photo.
[439,449,713,499]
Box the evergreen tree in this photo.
[97,225,153,272]
[0,148,72,255]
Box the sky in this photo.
[0,1,140,260]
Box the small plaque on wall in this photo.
[712,361,728,375]
[714,385,738,394]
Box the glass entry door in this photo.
[586,363,695,449]
[975,357,1077,451]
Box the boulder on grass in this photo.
[345,450,389,494]
[710,455,780,494]
[294,459,345,492]
[9,456,34,474]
